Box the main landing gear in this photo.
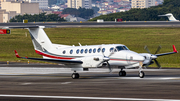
[119,69,126,76]
[71,71,79,79]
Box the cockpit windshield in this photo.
[116,46,129,51]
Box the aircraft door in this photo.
[126,54,133,64]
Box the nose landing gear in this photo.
[139,71,145,78]
[139,62,145,78]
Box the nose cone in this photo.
[138,55,145,62]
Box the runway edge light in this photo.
[0,29,10,34]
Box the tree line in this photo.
[10,13,66,22]
[89,0,180,21]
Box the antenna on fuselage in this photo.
[78,43,82,46]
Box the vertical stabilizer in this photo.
[28,26,52,51]
[166,13,177,21]
[158,13,179,21]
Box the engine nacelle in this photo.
[81,55,104,68]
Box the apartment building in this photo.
[131,0,155,8]
[68,0,92,9]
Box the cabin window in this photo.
[70,50,73,54]
[63,50,66,54]
[89,49,92,53]
[102,48,105,53]
[81,49,84,54]
[93,48,96,53]
[85,49,88,53]
[116,46,124,51]
[116,46,129,51]
[123,46,129,50]
[76,49,79,54]
[97,48,101,53]
[110,48,114,52]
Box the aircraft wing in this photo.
[155,45,178,57]
[15,50,83,64]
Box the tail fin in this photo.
[28,26,52,51]
[166,13,177,21]
[158,13,178,21]
[4,26,53,52]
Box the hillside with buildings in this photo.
[89,0,179,21]
[0,0,165,22]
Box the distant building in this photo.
[69,17,86,22]
[4,0,49,9]
[60,14,86,22]
[60,14,74,21]
[28,0,48,9]
[1,1,39,14]
[68,0,92,9]
[131,0,155,8]
[0,0,11,9]
[0,0,39,23]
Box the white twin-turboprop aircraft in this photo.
[4,26,178,79]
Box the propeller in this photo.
[96,49,115,73]
[144,45,161,68]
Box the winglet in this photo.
[173,45,178,53]
[14,50,21,58]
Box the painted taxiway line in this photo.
[0,94,179,101]
[118,77,180,80]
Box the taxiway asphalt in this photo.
[0,65,180,101]
[1,21,180,28]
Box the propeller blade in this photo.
[108,51,114,57]
[155,45,162,54]
[154,59,161,69]
[96,59,105,68]
[144,45,151,54]
[107,61,112,73]
[145,59,152,67]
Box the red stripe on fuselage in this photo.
[35,50,74,60]
[35,50,142,62]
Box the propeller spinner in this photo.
[144,45,161,68]
[96,49,115,73]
